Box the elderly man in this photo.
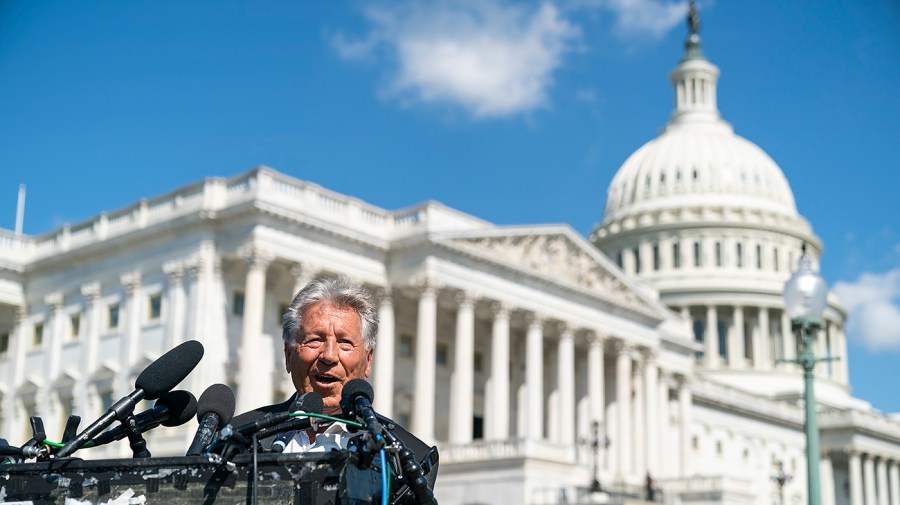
[231,276,437,487]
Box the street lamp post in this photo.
[585,420,610,493]
[772,460,793,505]
[782,244,832,505]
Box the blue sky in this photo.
[1,1,899,412]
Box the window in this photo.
[473,415,484,440]
[673,242,682,269]
[715,242,723,267]
[70,314,80,340]
[0,332,9,355]
[756,244,763,269]
[634,247,642,274]
[34,322,44,346]
[108,304,120,330]
[148,294,162,321]
[232,291,245,317]
[692,436,699,450]
[616,251,623,269]
[278,303,290,326]
[773,248,780,272]
[653,243,661,270]
[694,242,702,267]
[398,334,414,358]
[736,243,743,268]
[693,320,704,360]
[716,441,723,456]
[718,321,728,359]
[474,351,484,373]
[436,342,449,366]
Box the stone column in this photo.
[43,292,65,386]
[235,249,274,414]
[413,283,438,444]
[615,341,632,475]
[290,262,316,298]
[821,454,836,505]
[622,248,636,276]
[587,333,605,426]
[729,305,745,368]
[849,451,864,505]
[77,283,101,421]
[525,314,544,440]
[643,350,659,476]
[838,325,850,385]
[118,273,142,398]
[678,375,692,477]
[557,324,575,445]
[633,356,646,477]
[373,287,395,416]
[489,302,510,440]
[757,307,771,370]
[781,310,794,369]
[163,262,186,349]
[705,305,719,367]
[450,292,475,444]
[878,457,889,505]
[866,454,877,505]
[2,306,28,439]
[888,460,899,505]
[657,372,670,476]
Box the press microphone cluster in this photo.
[56,340,205,458]
[271,391,325,453]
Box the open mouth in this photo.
[314,375,340,386]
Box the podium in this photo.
[0,452,381,504]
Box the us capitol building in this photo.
[1,10,898,505]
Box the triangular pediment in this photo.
[435,226,664,318]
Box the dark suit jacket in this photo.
[231,395,439,490]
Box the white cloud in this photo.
[332,0,579,118]
[834,269,900,352]
[566,0,687,39]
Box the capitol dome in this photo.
[600,23,799,228]
[591,6,848,403]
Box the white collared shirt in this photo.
[282,422,352,454]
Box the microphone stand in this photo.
[121,414,151,458]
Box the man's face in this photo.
[284,302,373,414]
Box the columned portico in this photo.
[373,287,395,417]
[850,451,864,505]
[525,314,544,441]
[643,350,659,476]
[77,283,101,428]
[678,375,692,477]
[556,324,575,445]
[729,305,744,368]
[615,340,632,475]
[163,262,185,350]
[865,454,877,505]
[449,292,475,444]
[632,356,646,477]
[877,457,889,505]
[235,248,274,414]
[413,283,438,444]
[705,305,718,368]
[488,302,510,440]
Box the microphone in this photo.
[185,384,235,456]
[89,390,198,447]
[56,340,204,457]
[340,379,382,438]
[271,392,325,453]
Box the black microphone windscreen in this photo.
[155,390,198,427]
[341,378,374,405]
[135,340,204,400]
[197,384,235,425]
[297,391,324,415]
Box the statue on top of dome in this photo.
[687,1,701,37]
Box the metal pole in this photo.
[798,320,822,505]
